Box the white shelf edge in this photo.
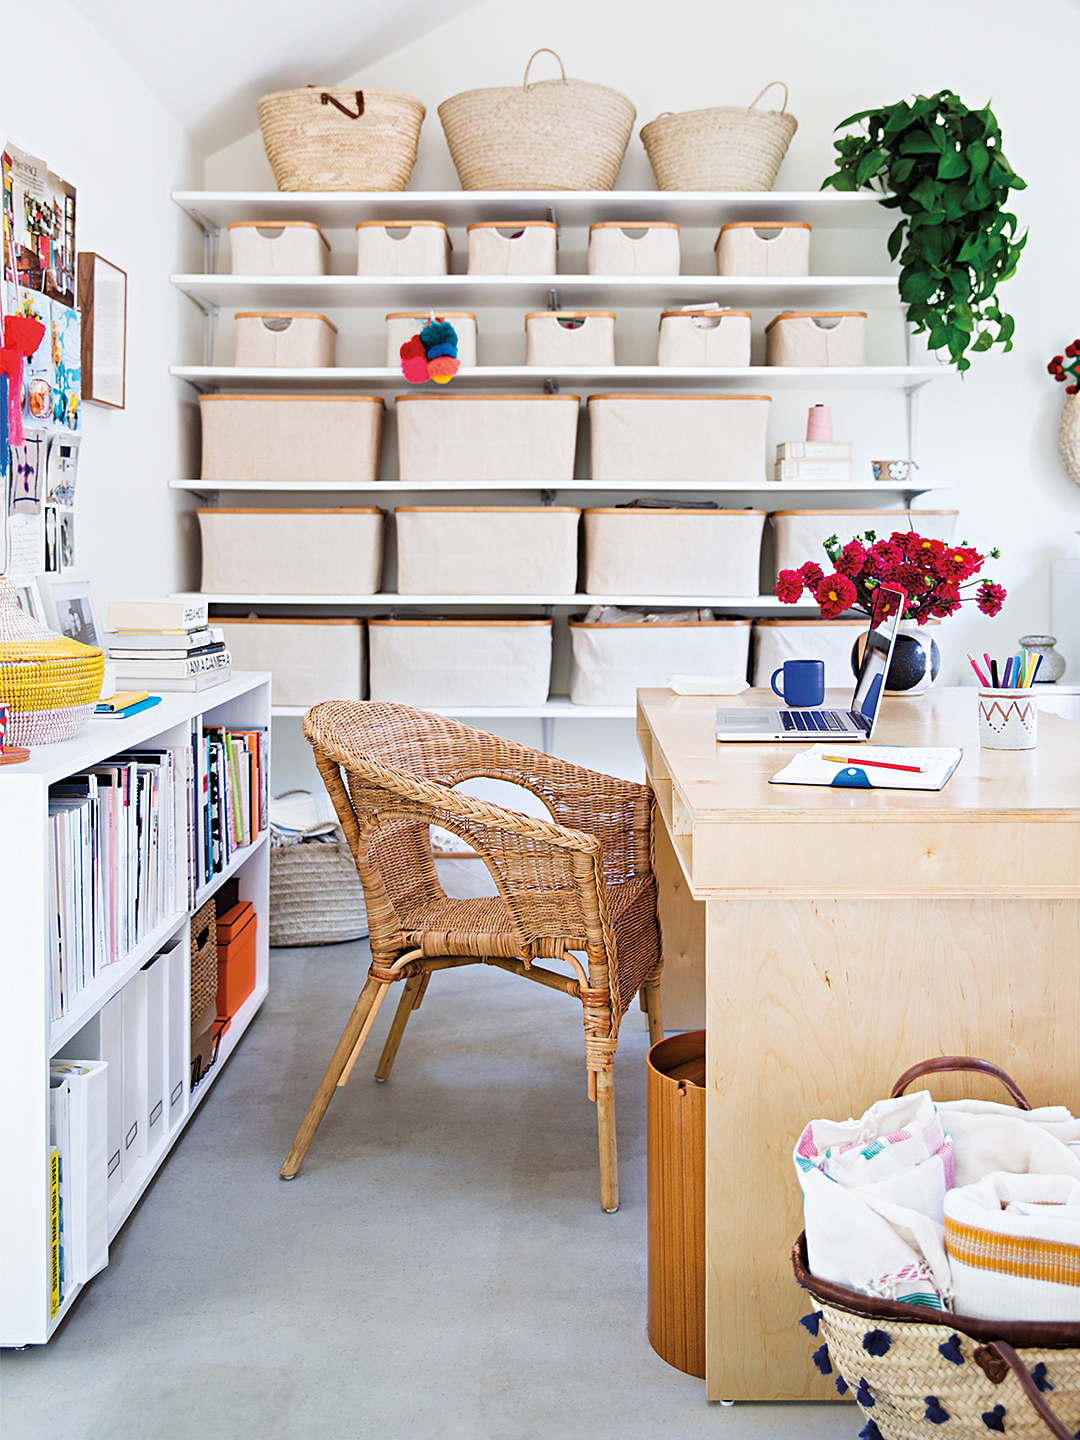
[172,479,947,494]
[272,699,637,719]
[180,592,815,608]
[194,827,270,911]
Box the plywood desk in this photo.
[635,686,1080,1402]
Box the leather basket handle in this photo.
[321,90,365,119]
[891,1056,1032,1110]
[989,1342,1076,1440]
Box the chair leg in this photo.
[595,1067,619,1213]
[280,976,388,1180]
[374,972,426,1082]
[641,981,664,1048]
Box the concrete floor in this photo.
[2,866,855,1440]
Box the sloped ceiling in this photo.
[67,0,485,152]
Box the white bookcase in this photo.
[0,671,271,1346]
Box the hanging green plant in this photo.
[822,91,1027,372]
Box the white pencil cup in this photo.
[978,688,1038,750]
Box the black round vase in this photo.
[851,626,941,693]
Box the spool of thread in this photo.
[806,405,833,442]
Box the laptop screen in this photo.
[851,586,907,729]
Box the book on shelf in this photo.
[106,599,209,631]
[104,627,223,652]
[199,725,267,884]
[774,458,853,481]
[48,1145,61,1317]
[108,642,225,661]
[94,696,163,719]
[95,690,150,711]
[112,648,231,680]
[776,440,853,460]
[120,670,232,693]
[48,1061,109,1289]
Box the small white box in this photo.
[752,617,868,689]
[197,507,384,595]
[228,221,330,276]
[467,221,557,275]
[583,508,766,597]
[216,618,365,706]
[386,312,477,368]
[765,312,867,366]
[770,509,959,579]
[368,618,552,706]
[234,312,337,368]
[199,395,384,483]
[587,222,680,275]
[396,394,579,482]
[776,441,853,460]
[715,222,810,276]
[569,618,751,705]
[774,459,853,481]
[657,308,751,367]
[356,221,450,275]
[395,506,581,595]
[587,393,770,483]
[525,312,615,367]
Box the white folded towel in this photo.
[939,1099,1080,1187]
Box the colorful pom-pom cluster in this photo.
[401,317,461,385]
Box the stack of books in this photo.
[774,440,853,482]
[105,599,231,693]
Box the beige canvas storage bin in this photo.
[386,312,477,369]
[356,221,451,276]
[228,221,330,276]
[752,618,867,689]
[657,308,752,367]
[467,221,557,274]
[396,394,579,482]
[587,223,680,276]
[368,618,552,706]
[765,311,867,366]
[234,312,337,368]
[770,509,960,578]
[197,508,384,595]
[525,312,615,367]
[715,221,810,276]
[569,618,751,705]
[216,618,365,706]
[583,508,766,596]
[588,393,770,483]
[199,395,383,483]
[395,506,580,595]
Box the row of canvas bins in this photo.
[197,506,958,601]
[214,613,886,710]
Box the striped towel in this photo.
[945,1172,1080,1320]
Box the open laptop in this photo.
[716,585,908,742]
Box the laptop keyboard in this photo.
[781,709,847,732]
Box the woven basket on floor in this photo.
[0,578,103,745]
[257,86,425,191]
[438,49,636,190]
[640,82,797,191]
[270,791,368,946]
[189,897,218,1023]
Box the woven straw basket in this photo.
[0,578,103,745]
[189,897,218,1023]
[640,82,797,191]
[438,49,636,190]
[257,86,425,192]
[793,1058,1080,1440]
[1058,394,1080,487]
[270,792,368,947]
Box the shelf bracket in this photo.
[543,378,560,395]
[541,715,555,753]
[546,206,559,230]
[540,489,556,506]
[548,289,561,312]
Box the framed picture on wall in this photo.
[38,573,103,647]
[78,252,126,408]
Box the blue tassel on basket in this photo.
[856,1378,875,1408]
[858,1421,883,1440]
[1031,1362,1053,1393]
[812,1343,832,1375]
[981,1404,1006,1432]
[924,1397,950,1425]
[862,1329,891,1356]
[939,1334,965,1366]
[836,1375,849,1396]
[800,1311,823,1337]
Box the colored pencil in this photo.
[822,755,927,773]
[1030,654,1043,684]
[1002,657,1014,689]
[967,653,990,686]
[990,658,1000,688]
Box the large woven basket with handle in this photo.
[0,577,103,745]
[640,82,797,191]
[269,790,368,947]
[438,49,636,191]
[793,1057,1080,1440]
[257,86,425,191]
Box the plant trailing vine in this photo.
[822,91,1027,372]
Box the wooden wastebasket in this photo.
[646,1029,706,1378]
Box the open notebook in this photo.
[770,744,964,791]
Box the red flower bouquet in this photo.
[775,529,1006,623]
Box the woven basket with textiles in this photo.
[0,578,103,745]
[269,791,368,947]
[257,86,425,191]
[640,82,797,191]
[438,50,636,190]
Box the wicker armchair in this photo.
[280,701,665,1212]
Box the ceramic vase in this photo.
[851,620,940,696]
[1059,393,1080,487]
[1018,634,1066,684]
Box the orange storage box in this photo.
[216,901,257,1021]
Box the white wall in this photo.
[0,0,206,617]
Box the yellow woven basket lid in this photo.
[0,577,104,716]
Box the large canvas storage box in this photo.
[368,617,552,706]
[234,312,337,368]
[356,220,451,275]
[395,506,580,594]
[215,617,365,706]
[770,509,960,579]
[199,395,384,483]
[715,222,810,275]
[525,312,615,367]
[587,393,770,483]
[467,221,557,274]
[765,311,866,366]
[657,308,752,367]
[752,617,867,690]
[583,508,766,596]
[569,617,751,705]
[228,221,330,275]
[198,508,384,595]
[587,222,680,275]
[386,312,477,368]
[395,394,579,482]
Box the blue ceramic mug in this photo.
[771,659,825,707]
